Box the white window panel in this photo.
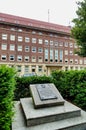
[65,50,68,55]
[24,66,29,73]
[32,56,36,62]
[17,55,22,61]
[45,40,48,45]
[50,40,53,46]
[18,45,22,51]
[25,37,30,42]
[38,66,42,72]
[10,35,15,41]
[1,44,7,50]
[10,44,15,51]
[38,39,43,44]
[9,55,15,61]
[17,65,21,72]
[25,46,29,52]
[38,57,43,62]
[32,38,36,43]
[32,47,36,52]
[2,34,7,40]
[1,55,7,60]
[38,48,43,53]
[18,36,23,42]
[24,56,29,62]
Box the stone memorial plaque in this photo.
[36,84,58,100]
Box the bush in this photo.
[51,70,86,111]
[14,75,52,100]
[0,65,16,130]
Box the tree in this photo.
[71,0,86,57]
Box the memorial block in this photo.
[30,83,64,108]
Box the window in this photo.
[65,42,68,47]
[50,49,53,62]
[74,43,78,48]
[54,41,58,47]
[38,32,43,35]
[10,44,15,51]
[25,37,30,42]
[1,44,7,50]
[18,36,23,42]
[32,56,36,62]
[25,46,29,52]
[79,59,83,64]
[65,50,68,55]
[38,48,43,53]
[70,59,73,64]
[55,50,58,62]
[38,39,43,44]
[50,40,53,46]
[60,50,63,62]
[32,31,36,34]
[44,48,48,62]
[38,66,42,72]
[17,65,21,72]
[69,43,73,48]
[84,59,86,64]
[2,34,7,40]
[32,38,36,43]
[9,55,15,61]
[69,50,73,55]
[18,29,22,32]
[75,59,78,64]
[17,55,22,61]
[65,67,68,71]
[18,45,22,51]
[10,35,15,41]
[32,47,36,52]
[1,55,7,60]
[59,42,63,46]
[24,56,29,62]
[38,57,43,62]
[65,59,68,64]
[44,40,48,45]
[24,66,29,73]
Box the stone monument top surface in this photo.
[30,83,64,108]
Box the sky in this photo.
[0,0,83,26]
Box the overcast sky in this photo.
[0,0,83,26]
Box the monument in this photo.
[12,83,86,130]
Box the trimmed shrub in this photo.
[0,65,16,130]
[14,75,52,100]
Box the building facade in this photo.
[0,13,86,76]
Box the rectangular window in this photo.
[80,59,83,64]
[55,50,58,62]
[24,66,29,73]
[70,59,73,64]
[38,66,42,72]
[45,48,48,62]
[65,59,68,64]
[59,42,63,46]
[32,56,36,62]
[60,50,63,62]
[25,46,29,52]
[65,50,68,55]
[18,36,23,42]
[75,59,78,64]
[17,55,22,61]
[65,42,68,47]
[38,39,43,44]
[38,56,43,62]
[45,40,48,45]
[54,41,58,47]
[38,48,43,53]
[69,43,73,48]
[32,47,36,52]
[25,37,30,42]
[1,44,7,50]
[50,49,53,62]
[50,40,53,46]
[24,56,29,62]
[69,50,73,55]
[17,65,21,72]
[2,34,7,40]
[32,38,36,43]
[1,55,7,60]
[9,55,15,61]
[10,35,15,41]
[10,44,15,51]
[18,45,22,51]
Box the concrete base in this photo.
[20,98,81,126]
[12,99,86,130]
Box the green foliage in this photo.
[0,65,16,130]
[51,70,86,110]
[71,0,86,57]
[14,75,52,100]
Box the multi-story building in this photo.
[0,13,86,76]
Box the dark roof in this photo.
[0,13,71,34]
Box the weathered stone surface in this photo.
[20,98,81,127]
[12,100,86,130]
[30,83,65,108]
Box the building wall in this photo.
[0,15,86,76]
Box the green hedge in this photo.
[14,75,52,101]
[0,65,16,130]
[51,70,86,110]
